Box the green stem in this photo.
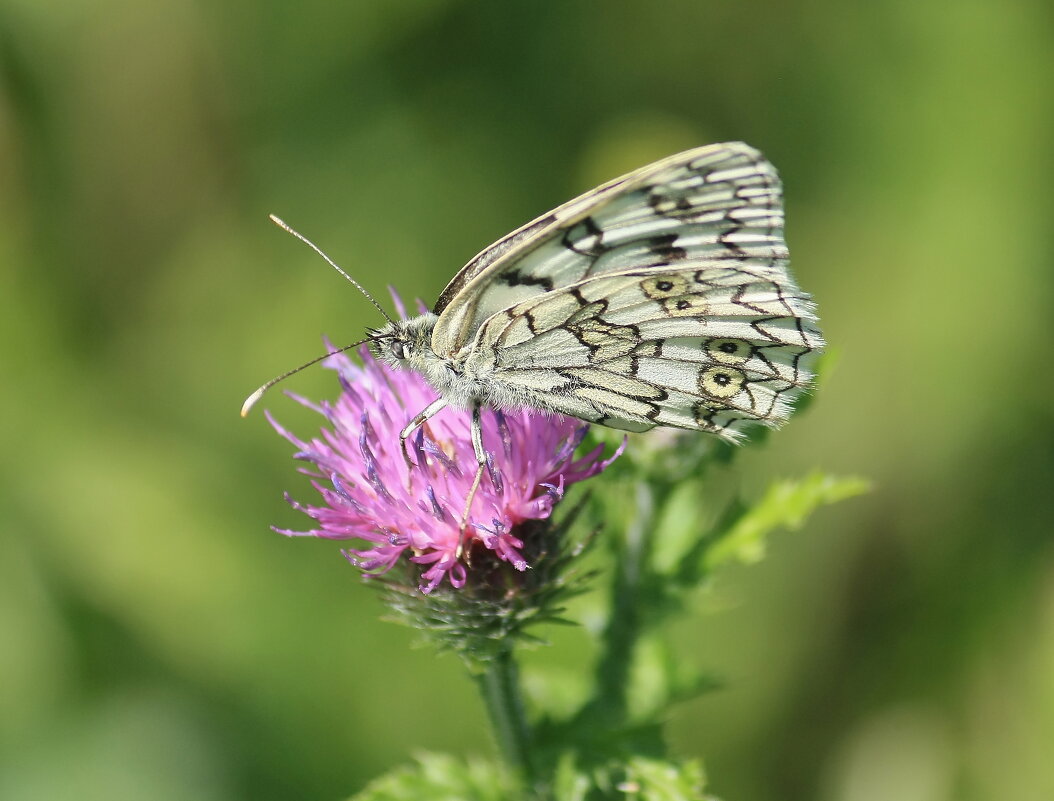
[476,649,533,787]
[594,481,654,717]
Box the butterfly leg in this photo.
[457,402,487,556]
[398,397,448,483]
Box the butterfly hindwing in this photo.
[468,258,822,440]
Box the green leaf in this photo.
[552,752,591,801]
[617,755,708,801]
[650,480,708,576]
[349,753,513,801]
[625,632,722,722]
[704,472,870,569]
[551,753,707,801]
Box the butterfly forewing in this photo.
[429,142,822,442]
[431,142,786,356]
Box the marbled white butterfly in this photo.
[244,142,823,504]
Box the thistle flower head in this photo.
[267,331,619,594]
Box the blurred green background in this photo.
[2,1,1052,799]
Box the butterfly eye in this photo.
[391,341,412,360]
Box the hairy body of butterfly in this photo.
[367,142,823,473]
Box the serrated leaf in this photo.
[704,472,870,569]
[349,753,512,801]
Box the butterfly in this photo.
[244,142,823,506]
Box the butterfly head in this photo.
[368,313,440,372]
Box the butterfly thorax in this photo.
[370,313,501,409]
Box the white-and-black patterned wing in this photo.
[431,142,787,356]
[470,259,822,440]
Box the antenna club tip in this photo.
[268,213,292,232]
[241,388,265,418]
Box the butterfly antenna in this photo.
[268,214,395,324]
[240,337,371,417]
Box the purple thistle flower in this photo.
[267,333,621,594]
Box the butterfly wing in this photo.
[431,142,787,357]
[469,258,822,440]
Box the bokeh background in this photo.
[2,1,1052,799]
